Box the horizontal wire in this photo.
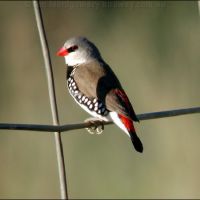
[0,107,199,132]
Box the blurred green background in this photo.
[0,1,200,199]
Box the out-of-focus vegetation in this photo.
[0,1,199,198]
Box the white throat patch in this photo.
[64,54,87,66]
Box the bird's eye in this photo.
[67,45,78,53]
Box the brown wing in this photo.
[106,89,139,122]
[73,60,105,98]
[73,60,139,121]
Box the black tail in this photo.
[129,132,143,153]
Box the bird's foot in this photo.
[84,117,104,135]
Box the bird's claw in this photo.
[84,117,104,135]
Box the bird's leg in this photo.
[84,117,104,135]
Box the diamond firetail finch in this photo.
[57,36,143,153]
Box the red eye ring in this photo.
[67,45,78,53]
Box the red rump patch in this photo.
[114,89,132,110]
[114,89,136,132]
[118,114,135,132]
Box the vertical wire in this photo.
[33,1,68,199]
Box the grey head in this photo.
[62,36,102,66]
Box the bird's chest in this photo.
[66,67,109,117]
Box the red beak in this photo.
[57,47,68,56]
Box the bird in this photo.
[57,36,143,153]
